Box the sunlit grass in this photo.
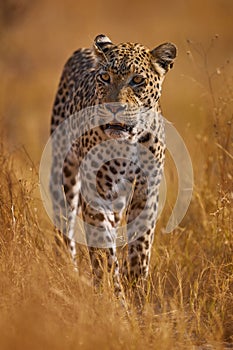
[0,3,232,347]
[0,68,232,350]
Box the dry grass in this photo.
[0,138,232,349]
[0,1,233,348]
[0,60,232,350]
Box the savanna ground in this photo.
[0,0,232,349]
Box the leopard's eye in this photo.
[98,72,111,83]
[130,75,145,86]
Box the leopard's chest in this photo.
[78,131,147,198]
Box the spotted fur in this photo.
[50,34,177,293]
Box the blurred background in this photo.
[0,0,232,164]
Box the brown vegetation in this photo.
[0,0,232,348]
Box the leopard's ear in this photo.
[150,43,177,75]
[94,34,115,56]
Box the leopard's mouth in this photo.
[103,123,134,139]
[105,123,133,132]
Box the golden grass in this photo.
[0,62,233,350]
[0,1,233,348]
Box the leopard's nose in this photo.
[105,103,126,114]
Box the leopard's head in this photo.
[93,34,177,139]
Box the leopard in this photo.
[50,34,177,295]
